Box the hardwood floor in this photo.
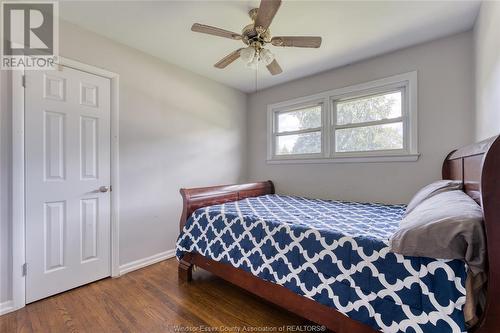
[0,258,311,333]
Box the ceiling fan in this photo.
[191,0,322,76]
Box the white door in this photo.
[25,65,111,303]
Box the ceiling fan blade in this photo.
[192,23,242,40]
[266,59,282,75]
[254,0,282,32]
[214,49,243,69]
[271,36,322,48]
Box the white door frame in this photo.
[11,57,120,311]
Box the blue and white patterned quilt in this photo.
[176,194,467,333]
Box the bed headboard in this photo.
[442,135,500,333]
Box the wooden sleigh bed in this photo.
[177,135,500,333]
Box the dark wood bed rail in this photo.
[442,135,500,333]
[178,135,500,333]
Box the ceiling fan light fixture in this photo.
[240,46,256,63]
[260,48,275,66]
[247,54,260,70]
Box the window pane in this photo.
[276,131,321,155]
[336,91,402,125]
[277,105,321,132]
[335,122,403,152]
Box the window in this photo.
[334,90,404,154]
[274,103,323,156]
[267,72,418,163]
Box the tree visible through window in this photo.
[275,105,322,155]
[335,91,404,153]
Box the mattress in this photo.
[176,194,467,333]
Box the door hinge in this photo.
[21,75,26,88]
[22,263,27,276]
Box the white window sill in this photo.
[267,153,420,164]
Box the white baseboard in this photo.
[0,300,15,316]
[118,249,176,275]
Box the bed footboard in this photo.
[178,180,275,232]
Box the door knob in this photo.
[99,186,110,193]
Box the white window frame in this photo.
[267,71,418,164]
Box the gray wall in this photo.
[247,32,475,204]
[0,21,247,304]
[474,1,500,141]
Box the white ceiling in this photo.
[60,1,481,93]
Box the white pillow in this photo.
[405,179,462,215]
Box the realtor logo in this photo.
[1,1,58,69]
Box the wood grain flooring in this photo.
[0,258,311,333]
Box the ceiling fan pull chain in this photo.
[255,62,258,93]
